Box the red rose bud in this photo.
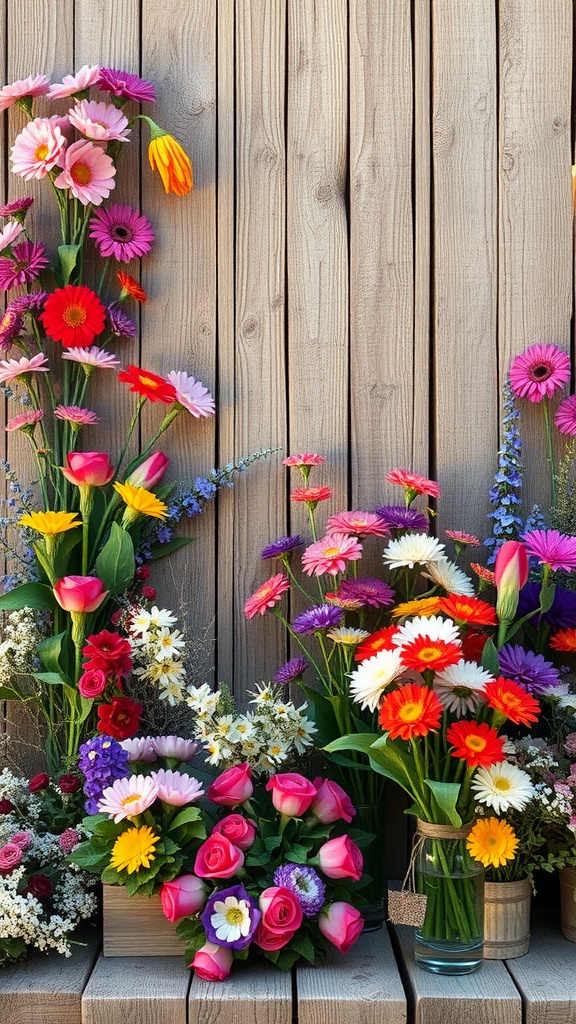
[494,540,529,623]
[78,668,108,698]
[23,873,53,901]
[58,773,81,794]
[211,814,257,851]
[29,773,50,792]
[125,451,169,489]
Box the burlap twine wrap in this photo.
[387,820,473,927]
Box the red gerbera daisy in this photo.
[385,468,441,500]
[399,636,462,673]
[118,364,177,404]
[379,683,443,741]
[354,626,398,662]
[460,629,489,662]
[41,285,106,348]
[117,270,147,303]
[550,628,576,652]
[446,720,506,769]
[438,595,498,626]
[291,486,332,505]
[484,677,540,727]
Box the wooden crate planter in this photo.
[102,884,186,957]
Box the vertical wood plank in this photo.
[432,0,498,542]
[233,0,287,695]
[413,0,431,479]
[350,0,416,509]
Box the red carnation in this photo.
[97,696,142,740]
[41,284,106,348]
[82,630,133,677]
[58,774,81,794]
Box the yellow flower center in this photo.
[465,734,487,752]
[121,793,143,807]
[324,546,340,557]
[494,777,512,792]
[140,375,159,388]
[226,907,245,925]
[63,304,87,327]
[417,645,442,663]
[398,700,424,723]
[71,162,91,186]
[35,143,49,161]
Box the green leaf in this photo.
[32,671,68,686]
[167,806,203,832]
[0,685,25,702]
[480,637,500,677]
[289,930,316,963]
[53,528,82,578]
[37,630,74,682]
[57,244,81,286]
[539,582,556,613]
[0,582,56,611]
[93,522,135,596]
[149,536,193,560]
[32,541,55,584]
[424,780,462,826]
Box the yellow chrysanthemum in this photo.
[19,509,82,535]
[148,133,193,196]
[390,596,442,620]
[113,481,168,523]
[110,825,160,874]
[466,817,519,868]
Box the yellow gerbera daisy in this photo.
[110,825,160,874]
[113,481,168,525]
[390,596,442,620]
[466,817,519,868]
[19,510,82,535]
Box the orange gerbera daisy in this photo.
[117,270,147,303]
[379,683,443,741]
[484,677,540,727]
[399,635,462,673]
[354,626,398,662]
[438,594,498,626]
[118,365,177,404]
[550,628,576,652]
[390,597,442,620]
[446,720,505,769]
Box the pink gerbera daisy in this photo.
[509,344,571,403]
[0,221,22,253]
[165,370,215,418]
[283,453,325,468]
[97,775,158,823]
[149,769,204,806]
[0,241,48,291]
[555,395,576,437]
[0,352,49,384]
[10,118,66,180]
[523,529,576,572]
[386,468,441,500]
[5,409,43,433]
[61,345,121,370]
[302,532,363,577]
[326,510,390,538]
[54,405,100,426]
[445,530,480,546]
[291,486,332,505]
[47,65,101,99]
[69,100,131,143]
[0,74,50,112]
[89,204,154,262]
[244,573,290,619]
[53,139,116,206]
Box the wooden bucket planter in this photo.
[483,878,531,959]
[559,866,576,943]
[102,884,186,956]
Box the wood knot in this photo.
[315,182,335,204]
[241,316,259,339]
[502,148,516,175]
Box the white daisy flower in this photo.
[348,647,404,712]
[293,717,317,753]
[471,761,536,814]
[422,558,475,596]
[153,627,186,660]
[382,532,446,570]
[327,626,370,645]
[392,614,461,648]
[210,895,252,943]
[433,659,494,716]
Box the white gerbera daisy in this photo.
[348,647,404,712]
[392,615,461,648]
[327,626,370,645]
[433,659,494,716]
[382,532,446,570]
[422,557,475,596]
[471,761,536,814]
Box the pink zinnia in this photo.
[5,409,43,433]
[69,100,131,142]
[10,118,66,180]
[0,352,49,384]
[509,344,571,403]
[53,139,116,206]
[302,532,363,577]
[166,370,215,418]
[89,204,154,262]
[0,74,50,111]
[555,395,576,436]
[386,468,441,499]
[244,573,290,619]
[47,64,101,98]
[61,345,121,369]
[0,241,48,291]
[326,510,390,538]
[54,405,100,425]
[523,529,576,572]
[283,453,325,468]
[291,486,332,505]
[0,220,22,252]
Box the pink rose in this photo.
[160,874,207,922]
[193,834,245,879]
[191,942,234,982]
[318,902,364,954]
[253,923,294,951]
[212,814,257,851]
[9,831,31,850]
[265,772,317,817]
[61,451,115,487]
[252,885,303,950]
[317,835,363,881]
[53,575,108,613]
[0,842,22,875]
[311,778,356,824]
[78,667,108,698]
[206,763,253,808]
[126,452,169,489]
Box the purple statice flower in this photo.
[261,534,304,560]
[337,577,395,609]
[517,583,576,630]
[107,305,137,338]
[375,505,429,532]
[498,644,561,694]
[10,291,47,313]
[292,604,344,634]
[96,68,155,103]
[274,656,309,684]
[273,864,326,916]
[78,735,130,814]
[200,884,261,950]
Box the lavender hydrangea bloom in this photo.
[498,644,561,694]
[273,864,326,916]
[261,535,304,560]
[274,656,309,684]
[78,735,130,814]
[292,605,344,634]
[200,883,261,950]
[375,505,429,532]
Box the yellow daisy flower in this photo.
[113,481,168,525]
[148,133,193,196]
[19,509,82,536]
[110,825,160,874]
[390,596,442,620]
[466,817,519,868]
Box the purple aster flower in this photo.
[78,735,130,813]
[523,529,576,572]
[89,204,154,262]
[274,656,309,684]
[261,534,304,559]
[0,197,33,219]
[517,583,576,630]
[498,644,561,694]
[97,68,155,103]
[0,241,48,290]
[107,305,137,338]
[375,505,430,532]
[273,864,326,916]
[0,307,23,351]
[292,604,344,634]
[337,577,395,609]
[200,884,261,950]
[10,291,47,313]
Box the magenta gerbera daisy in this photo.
[10,118,66,180]
[301,532,363,577]
[337,577,395,609]
[53,140,116,206]
[0,197,34,219]
[326,510,390,538]
[89,204,154,262]
[509,344,571,403]
[0,241,48,291]
[96,68,155,104]
[555,395,576,437]
[523,529,576,572]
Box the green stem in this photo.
[542,397,557,511]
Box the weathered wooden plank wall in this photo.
[1,1,574,755]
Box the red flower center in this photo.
[71,162,91,186]
[63,304,87,327]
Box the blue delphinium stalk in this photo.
[485,379,524,563]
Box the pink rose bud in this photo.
[53,575,108,613]
[311,778,356,824]
[206,763,253,808]
[193,833,245,879]
[61,451,115,488]
[318,901,364,954]
[265,772,317,817]
[317,835,363,881]
[126,451,169,489]
[191,942,234,982]
[160,874,207,922]
[494,540,529,623]
[78,667,108,698]
[212,814,257,851]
